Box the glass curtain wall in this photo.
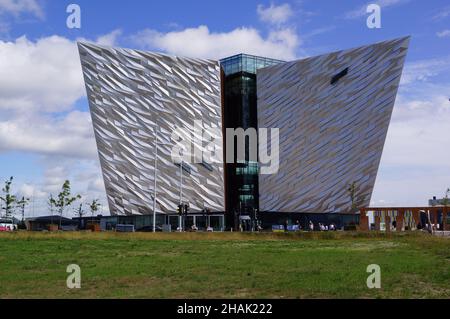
[220,54,282,229]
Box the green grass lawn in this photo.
[0,231,449,298]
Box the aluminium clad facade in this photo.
[257,37,410,213]
[78,42,225,215]
[79,37,409,218]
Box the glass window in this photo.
[169,216,179,229]
[210,216,224,231]
[195,216,207,230]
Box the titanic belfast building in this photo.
[78,36,409,230]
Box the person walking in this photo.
[296,220,301,231]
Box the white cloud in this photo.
[372,172,450,207]
[372,102,450,206]
[372,68,450,207]
[0,29,123,114]
[95,29,122,46]
[345,0,409,19]
[13,160,108,218]
[0,33,117,216]
[44,161,107,215]
[436,29,450,38]
[432,6,450,21]
[257,3,293,25]
[0,31,127,158]
[87,177,106,193]
[20,183,47,199]
[383,96,450,167]
[131,25,299,60]
[400,56,450,85]
[0,35,85,113]
[0,0,44,19]
[0,110,97,158]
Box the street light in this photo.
[178,149,184,232]
[152,130,171,233]
[152,131,158,233]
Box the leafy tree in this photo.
[47,194,56,225]
[441,188,450,208]
[74,203,85,218]
[74,203,85,230]
[0,177,19,219]
[49,180,81,229]
[18,196,30,222]
[89,199,101,223]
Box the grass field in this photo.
[0,231,449,298]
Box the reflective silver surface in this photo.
[257,37,410,213]
[78,42,225,215]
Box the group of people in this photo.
[290,220,337,232]
[417,223,442,234]
[189,224,214,232]
[317,223,336,231]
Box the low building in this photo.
[25,216,78,231]
[360,206,449,231]
[74,213,225,232]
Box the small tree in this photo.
[75,203,85,218]
[0,177,19,219]
[74,203,85,230]
[442,188,450,207]
[48,194,55,225]
[89,199,101,223]
[18,196,30,222]
[49,180,81,229]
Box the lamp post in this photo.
[179,149,184,232]
[152,131,158,233]
[179,158,183,205]
[152,130,171,233]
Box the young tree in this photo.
[74,203,85,218]
[0,177,18,219]
[47,194,55,225]
[442,188,450,207]
[89,199,101,223]
[49,180,81,229]
[74,203,85,230]
[18,196,30,222]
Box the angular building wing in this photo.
[257,37,410,213]
[78,42,225,215]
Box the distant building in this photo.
[25,216,78,231]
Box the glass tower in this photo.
[220,54,283,229]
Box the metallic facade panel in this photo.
[78,42,224,215]
[257,37,410,213]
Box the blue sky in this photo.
[0,0,449,217]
